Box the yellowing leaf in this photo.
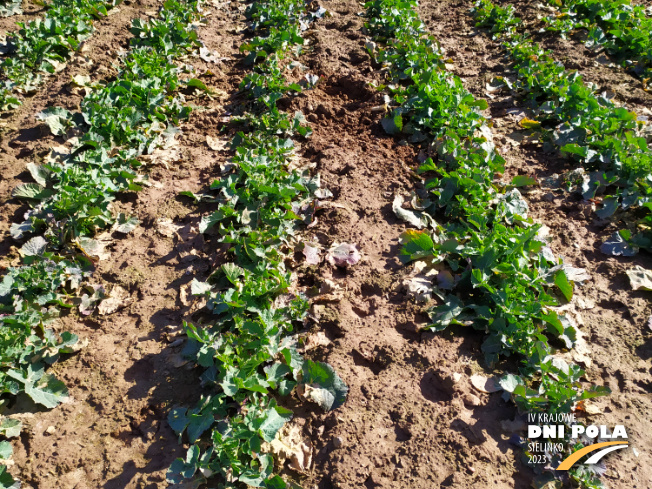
[519,117,541,130]
[400,229,426,241]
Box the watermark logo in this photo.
[526,413,629,470]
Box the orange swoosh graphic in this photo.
[556,441,629,470]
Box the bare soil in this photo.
[0,0,650,488]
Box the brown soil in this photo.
[285,2,527,488]
[1,0,651,488]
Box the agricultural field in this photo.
[0,0,651,487]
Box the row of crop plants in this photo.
[0,0,208,485]
[541,0,652,87]
[475,0,652,258]
[164,0,347,487]
[0,0,120,111]
[363,0,611,488]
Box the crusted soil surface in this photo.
[0,0,650,488]
[288,2,527,488]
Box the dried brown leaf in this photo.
[97,285,132,315]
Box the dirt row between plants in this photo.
[281,1,534,487]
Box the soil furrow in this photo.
[278,1,529,487]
